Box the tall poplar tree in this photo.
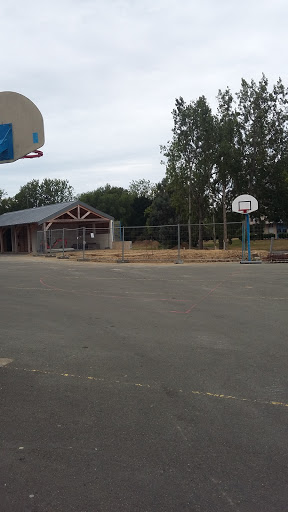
[162,96,216,249]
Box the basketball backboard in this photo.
[232,194,258,214]
[0,91,44,164]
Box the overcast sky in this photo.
[1,0,287,197]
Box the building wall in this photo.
[263,222,288,238]
[94,233,111,249]
[31,225,38,253]
[263,224,277,236]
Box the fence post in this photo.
[122,226,125,261]
[43,224,47,254]
[83,227,85,260]
[175,224,183,264]
[58,227,69,259]
[212,211,217,250]
[118,226,128,263]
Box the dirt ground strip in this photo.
[52,248,269,263]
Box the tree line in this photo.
[0,178,155,227]
[1,74,287,248]
[160,74,288,248]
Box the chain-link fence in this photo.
[37,226,112,256]
[114,221,264,247]
[115,222,265,262]
[37,221,280,262]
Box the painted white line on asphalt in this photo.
[0,358,13,367]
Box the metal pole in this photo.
[62,228,65,258]
[246,213,251,262]
[175,224,183,264]
[242,220,245,261]
[212,210,216,250]
[83,227,85,260]
[178,224,181,260]
[243,220,246,258]
[188,179,192,249]
[269,236,274,254]
[121,226,125,262]
[43,223,47,254]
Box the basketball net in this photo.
[22,150,43,159]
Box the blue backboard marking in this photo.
[33,132,39,144]
[0,124,14,161]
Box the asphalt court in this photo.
[0,256,288,511]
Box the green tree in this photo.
[1,197,18,213]
[128,179,155,226]
[145,178,178,226]
[0,189,18,214]
[14,179,40,209]
[129,179,155,199]
[40,178,74,205]
[235,74,288,221]
[214,88,242,247]
[145,178,182,247]
[79,184,134,224]
[0,190,12,214]
[13,178,74,210]
[162,96,216,249]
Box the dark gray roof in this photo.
[0,200,114,227]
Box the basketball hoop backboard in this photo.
[232,194,258,214]
[0,91,44,164]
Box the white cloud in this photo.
[0,0,287,196]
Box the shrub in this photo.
[263,233,276,239]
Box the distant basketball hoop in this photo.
[231,194,261,264]
[232,196,257,215]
